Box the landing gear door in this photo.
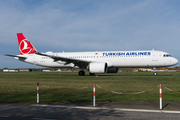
[152,51,158,61]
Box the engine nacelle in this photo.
[89,62,107,73]
[107,68,119,73]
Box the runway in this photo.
[1,73,180,77]
[32,104,180,114]
[1,103,180,120]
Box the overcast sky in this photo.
[1,0,180,68]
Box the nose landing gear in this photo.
[153,72,158,76]
[153,67,158,76]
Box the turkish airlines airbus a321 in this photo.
[5,33,178,76]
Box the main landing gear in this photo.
[78,71,95,76]
[89,73,95,76]
[79,71,85,76]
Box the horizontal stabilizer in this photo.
[4,54,27,59]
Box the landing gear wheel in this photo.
[89,73,95,76]
[79,71,85,76]
[154,72,158,76]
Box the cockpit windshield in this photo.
[163,54,172,57]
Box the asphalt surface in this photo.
[0,102,180,120]
[1,73,180,77]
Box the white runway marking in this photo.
[32,104,180,114]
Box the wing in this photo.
[36,52,90,67]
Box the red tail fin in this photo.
[17,33,37,55]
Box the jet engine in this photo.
[89,62,107,73]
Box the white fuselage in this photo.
[16,50,178,68]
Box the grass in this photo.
[0,71,180,103]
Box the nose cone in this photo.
[172,57,178,65]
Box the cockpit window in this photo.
[163,54,172,57]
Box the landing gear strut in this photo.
[153,67,158,76]
[79,71,85,76]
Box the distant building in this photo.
[3,69,18,72]
[139,68,152,72]
[42,70,50,72]
[19,69,32,72]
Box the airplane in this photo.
[5,33,178,76]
